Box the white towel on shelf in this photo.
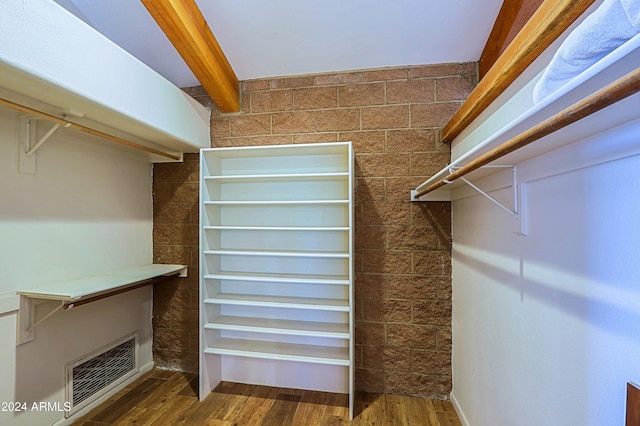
[533,0,640,103]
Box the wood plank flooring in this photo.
[73,369,462,425]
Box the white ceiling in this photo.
[53,0,504,88]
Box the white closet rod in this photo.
[414,66,640,198]
[0,96,180,161]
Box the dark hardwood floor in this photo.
[73,369,462,425]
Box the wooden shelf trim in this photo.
[416,67,640,198]
[442,0,596,142]
[0,97,180,161]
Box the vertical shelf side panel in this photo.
[199,149,222,400]
[347,142,354,420]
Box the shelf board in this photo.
[202,142,351,159]
[204,225,349,232]
[204,316,350,338]
[204,271,350,285]
[203,200,349,206]
[203,172,349,182]
[204,249,348,258]
[204,338,350,366]
[204,293,349,311]
[19,264,187,302]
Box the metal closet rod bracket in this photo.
[449,164,527,235]
[450,165,518,215]
[25,117,71,157]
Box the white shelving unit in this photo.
[199,142,353,417]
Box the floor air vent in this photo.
[66,333,138,417]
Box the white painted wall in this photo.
[0,107,155,425]
[450,103,640,424]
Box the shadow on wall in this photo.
[453,248,640,342]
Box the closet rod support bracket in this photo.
[453,165,527,235]
[18,117,71,175]
[25,120,71,157]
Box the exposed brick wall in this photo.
[152,90,213,372]
[152,64,477,398]
[152,153,201,372]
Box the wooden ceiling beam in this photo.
[479,0,526,79]
[141,0,240,113]
[479,0,545,79]
[441,0,596,143]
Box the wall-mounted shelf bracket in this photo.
[454,165,518,216]
[452,164,527,235]
[19,117,71,175]
[17,298,64,345]
[412,164,527,234]
[16,296,56,345]
[25,119,71,157]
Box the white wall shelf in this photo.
[1,0,210,163]
[204,272,349,285]
[204,294,350,310]
[205,249,349,258]
[19,264,187,302]
[204,340,350,366]
[17,263,187,345]
[204,316,350,338]
[204,225,349,231]
[204,172,349,182]
[199,142,354,418]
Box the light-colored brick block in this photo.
[229,114,271,136]
[357,153,411,177]
[387,79,435,104]
[314,108,360,131]
[362,105,410,130]
[339,83,385,107]
[272,111,315,134]
[250,89,293,112]
[387,129,437,152]
[315,72,362,86]
[339,131,385,153]
[411,102,461,128]
[436,76,476,101]
[294,86,338,110]
[361,68,409,82]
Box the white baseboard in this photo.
[450,391,471,426]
